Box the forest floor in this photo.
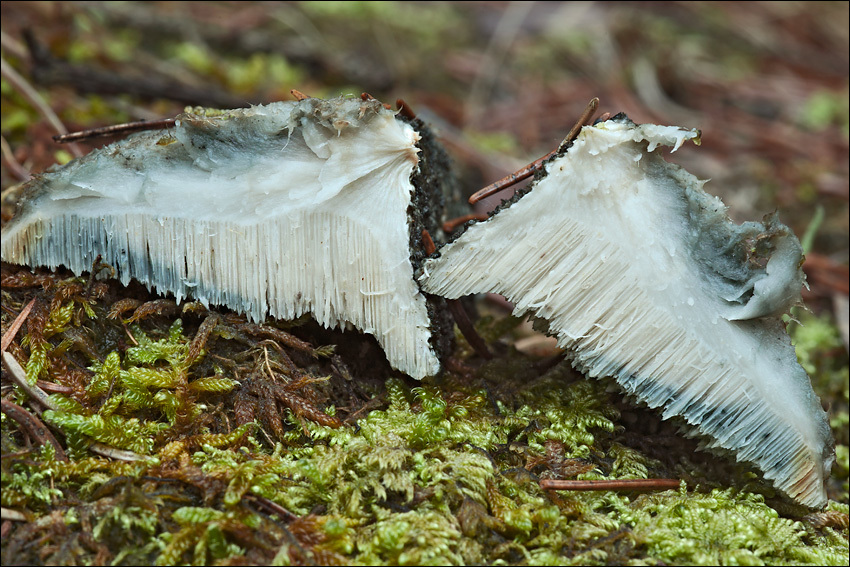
[1,2,848,565]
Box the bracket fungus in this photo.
[419,115,834,508]
[0,97,453,379]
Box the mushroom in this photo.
[1,97,452,379]
[419,115,834,508]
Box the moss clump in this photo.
[1,267,848,565]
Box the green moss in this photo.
[626,490,849,566]
[1,277,847,565]
[1,445,64,509]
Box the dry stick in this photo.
[53,118,176,143]
[539,478,682,492]
[0,56,83,157]
[396,98,416,120]
[1,297,36,355]
[290,89,309,101]
[421,230,492,360]
[468,97,599,205]
[0,399,68,460]
[442,213,489,233]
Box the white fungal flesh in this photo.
[1,98,441,379]
[420,117,834,508]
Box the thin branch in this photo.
[36,380,74,394]
[0,30,28,60]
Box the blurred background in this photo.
[1,1,847,333]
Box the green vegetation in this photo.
[1,273,847,565]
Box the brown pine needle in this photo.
[539,478,682,492]
[442,213,489,233]
[53,118,176,143]
[468,97,600,205]
[421,229,437,255]
[557,97,599,152]
[396,98,416,120]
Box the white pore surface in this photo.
[1,98,441,379]
[421,119,833,508]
